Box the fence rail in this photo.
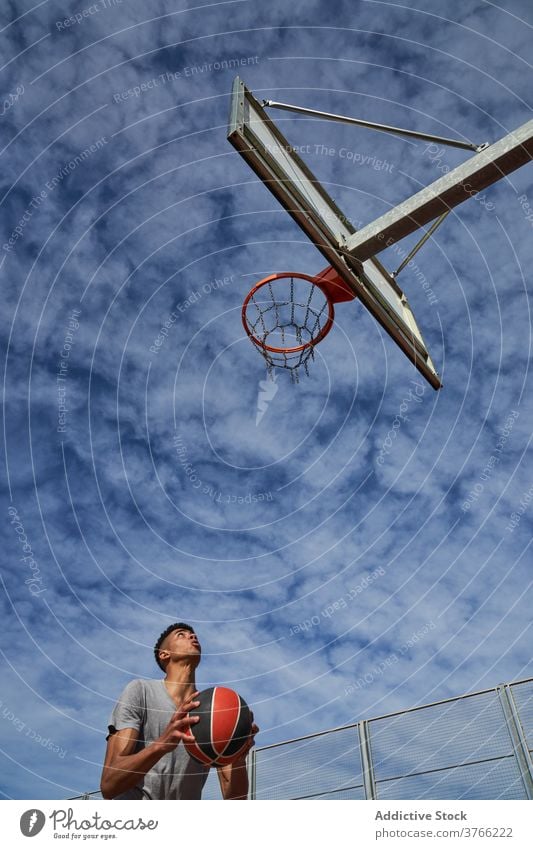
[70,676,533,800]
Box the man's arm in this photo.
[100,727,169,799]
[216,716,259,800]
[100,694,200,799]
[217,757,249,800]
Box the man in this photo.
[100,623,258,800]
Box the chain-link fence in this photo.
[249,679,533,800]
[70,677,533,800]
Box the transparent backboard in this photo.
[228,77,441,389]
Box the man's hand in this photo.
[235,712,259,762]
[155,691,201,754]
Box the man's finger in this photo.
[185,691,200,703]
[174,700,199,718]
[173,714,199,728]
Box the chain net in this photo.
[243,275,333,382]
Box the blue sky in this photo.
[1,0,532,799]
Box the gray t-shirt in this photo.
[106,678,210,800]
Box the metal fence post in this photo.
[249,748,256,800]
[359,720,377,799]
[497,684,533,799]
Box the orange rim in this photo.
[241,272,335,354]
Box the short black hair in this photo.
[154,623,195,671]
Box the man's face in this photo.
[161,628,201,666]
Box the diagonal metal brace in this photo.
[392,211,450,278]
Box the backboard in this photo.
[228,77,442,389]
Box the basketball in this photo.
[184,686,253,767]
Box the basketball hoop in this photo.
[242,267,356,381]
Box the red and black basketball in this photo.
[184,686,252,767]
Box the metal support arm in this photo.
[263,99,487,152]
